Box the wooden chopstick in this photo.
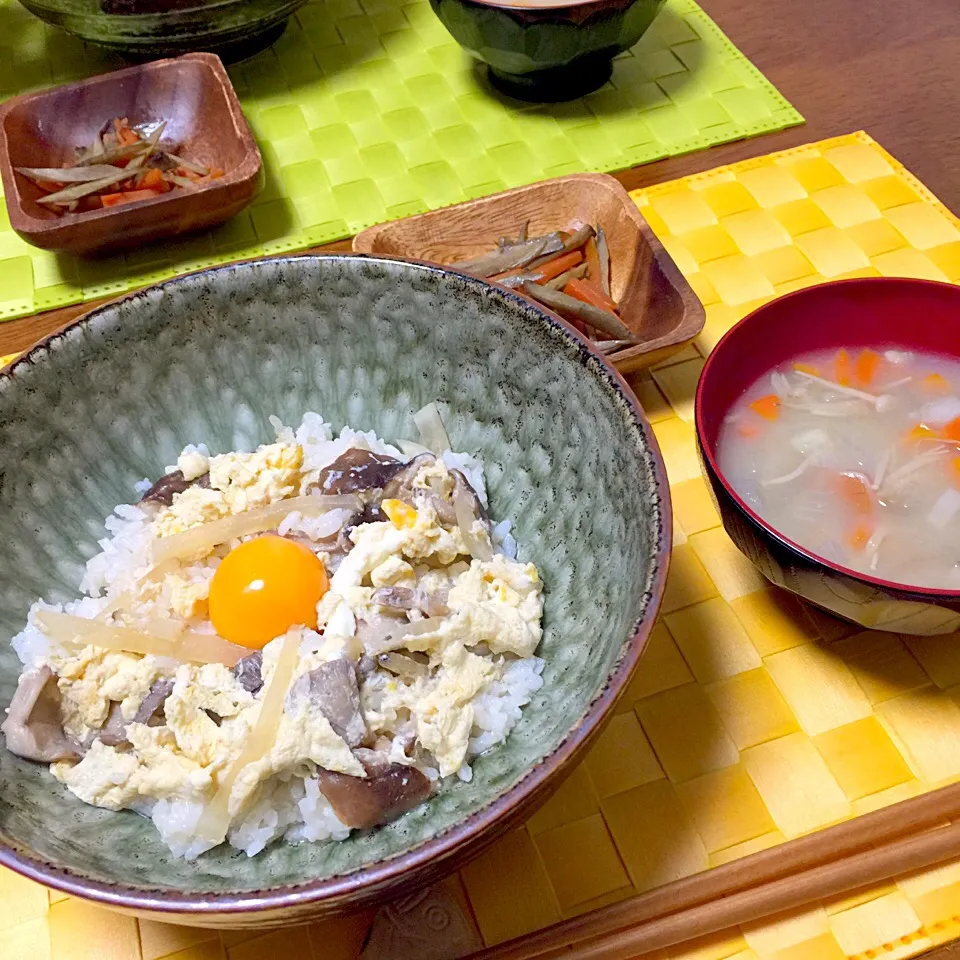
[468,781,960,960]
[530,820,960,960]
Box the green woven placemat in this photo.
[0,0,802,321]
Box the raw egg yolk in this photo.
[209,536,328,649]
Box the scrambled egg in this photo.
[208,442,303,514]
[164,572,211,620]
[53,648,164,735]
[412,643,498,776]
[448,556,543,658]
[155,441,303,536]
[33,430,544,856]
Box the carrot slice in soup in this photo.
[950,457,960,488]
[835,349,852,386]
[847,523,873,551]
[737,422,761,439]
[835,473,873,514]
[793,362,820,376]
[906,423,939,443]
[922,372,950,393]
[855,348,881,386]
[943,417,960,442]
[748,394,780,421]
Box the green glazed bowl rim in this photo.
[0,254,671,917]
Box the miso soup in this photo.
[717,347,960,590]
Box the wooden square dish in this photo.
[353,173,705,372]
[0,52,261,255]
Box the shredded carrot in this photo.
[835,473,873,514]
[905,423,939,443]
[922,372,950,393]
[793,362,820,376]
[737,422,761,439]
[535,251,583,283]
[950,457,960,488]
[209,167,225,179]
[855,348,881,386]
[847,523,873,551]
[139,168,164,189]
[563,277,619,315]
[835,349,852,387]
[943,417,960,442]
[748,394,781,421]
[101,188,164,207]
[113,118,140,147]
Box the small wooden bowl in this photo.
[353,173,705,371]
[0,52,262,255]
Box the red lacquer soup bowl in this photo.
[695,277,960,636]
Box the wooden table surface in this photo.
[2,1,960,955]
[1,0,957,359]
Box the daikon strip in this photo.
[363,616,447,654]
[35,610,246,666]
[790,429,830,456]
[928,488,960,530]
[921,396,960,425]
[413,402,451,454]
[152,493,359,564]
[397,439,431,458]
[454,487,493,561]
[194,630,302,844]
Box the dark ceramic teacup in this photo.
[429,0,667,101]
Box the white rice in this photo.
[468,657,544,757]
[492,519,518,560]
[10,412,541,858]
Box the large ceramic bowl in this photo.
[15,0,306,60]
[0,254,669,924]
[429,0,666,101]
[696,276,960,637]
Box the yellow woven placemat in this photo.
[4,131,960,960]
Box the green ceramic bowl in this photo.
[0,255,669,925]
[15,0,306,60]
[429,0,667,101]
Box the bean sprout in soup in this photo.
[717,347,960,590]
